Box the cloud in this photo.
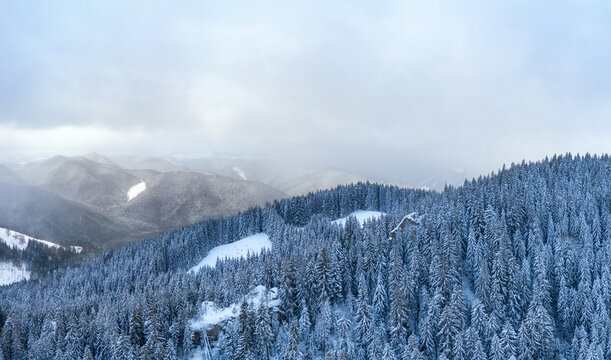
[1,1,610,181]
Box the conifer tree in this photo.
[236,301,255,360]
[256,303,274,360]
[500,322,517,359]
[165,339,178,360]
[373,271,388,323]
[129,308,145,348]
[285,322,303,360]
[315,299,333,354]
[355,273,373,348]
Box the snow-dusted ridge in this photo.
[189,233,272,272]
[127,181,146,201]
[331,210,386,227]
[0,227,82,253]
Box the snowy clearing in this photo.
[232,166,247,180]
[190,285,280,331]
[0,262,30,286]
[331,210,385,227]
[127,181,146,201]
[0,227,82,253]
[189,233,271,272]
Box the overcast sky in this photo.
[1,1,610,182]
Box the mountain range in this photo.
[1,154,608,360]
[0,154,373,250]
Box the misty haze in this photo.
[0,2,610,360]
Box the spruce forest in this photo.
[1,153,611,360]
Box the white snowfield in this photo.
[127,181,146,201]
[0,227,82,253]
[190,285,280,331]
[0,261,30,286]
[331,210,386,227]
[189,233,272,272]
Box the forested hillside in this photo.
[1,154,610,360]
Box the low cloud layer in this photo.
[1,1,610,182]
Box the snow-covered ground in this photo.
[406,212,423,225]
[189,348,211,360]
[189,233,272,272]
[232,166,247,180]
[127,181,146,201]
[0,261,30,286]
[390,212,423,233]
[190,285,280,331]
[331,210,386,227]
[0,227,82,253]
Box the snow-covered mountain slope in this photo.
[4,156,611,360]
[0,261,30,286]
[120,173,284,231]
[0,179,150,249]
[189,285,280,331]
[15,155,145,211]
[231,166,247,180]
[331,210,386,226]
[189,233,272,272]
[0,227,83,253]
[127,181,146,201]
[6,156,284,249]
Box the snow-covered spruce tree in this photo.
[285,321,303,360]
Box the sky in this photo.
[1,1,610,183]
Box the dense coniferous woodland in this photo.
[1,153,611,359]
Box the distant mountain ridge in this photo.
[1,154,376,250]
[168,156,372,196]
[3,156,287,249]
[0,180,145,248]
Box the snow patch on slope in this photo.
[0,262,30,286]
[332,210,385,227]
[232,166,247,180]
[0,227,82,253]
[127,181,146,201]
[190,285,280,331]
[390,212,422,233]
[189,233,271,272]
